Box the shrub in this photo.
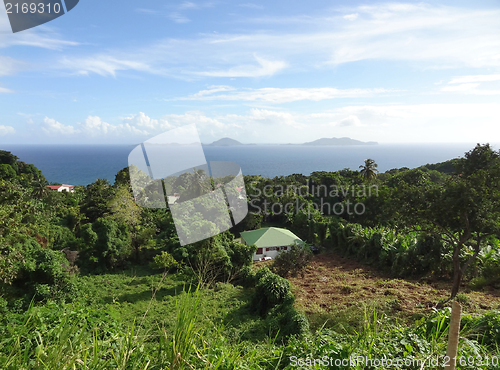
[9,246,79,303]
[233,265,255,287]
[151,251,180,271]
[481,258,500,282]
[470,310,500,348]
[251,267,308,340]
[455,293,470,305]
[255,266,272,281]
[80,217,132,269]
[470,276,488,290]
[162,232,255,285]
[272,243,313,278]
[0,164,16,180]
[252,268,293,316]
[267,305,309,340]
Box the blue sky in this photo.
[1,0,500,144]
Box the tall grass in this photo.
[157,284,201,369]
[1,293,500,369]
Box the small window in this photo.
[266,248,269,251]
[256,248,263,255]
[283,246,287,250]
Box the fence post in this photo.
[445,301,461,370]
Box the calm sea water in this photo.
[1,143,493,186]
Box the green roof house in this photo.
[240,227,304,261]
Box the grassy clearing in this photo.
[3,254,500,369]
[3,262,500,369]
[76,266,272,343]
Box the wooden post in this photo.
[445,301,462,370]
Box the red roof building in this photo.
[46,184,75,193]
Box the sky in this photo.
[1,0,500,144]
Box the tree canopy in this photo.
[396,144,500,298]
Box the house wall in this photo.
[252,245,289,261]
[58,186,75,193]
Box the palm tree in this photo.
[359,158,379,182]
[32,178,49,199]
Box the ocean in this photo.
[1,143,493,186]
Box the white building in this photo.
[240,227,304,261]
[47,184,75,193]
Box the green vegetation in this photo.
[1,144,500,368]
[271,243,313,278]
[359,158,379,182]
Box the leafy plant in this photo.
[271,243,313,278]
[151,251,180,271]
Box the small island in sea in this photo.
[204,137,377,146]
[302,137,378,146]
[205,137,244,146]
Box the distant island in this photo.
[302,137,378,146]
[205,138,244,146]
[203,137,378,146]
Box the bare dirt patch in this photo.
[285,252,500,326]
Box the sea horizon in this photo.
[1,142,498,186]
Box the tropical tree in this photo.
[0,164,16,180]
[80,217,132,269]
[396,144,500,299]
[80,179,115,223]
[108,186,148,261]
[0,150,19,173]
[359,159,379,182]
[174,168,213,202]
[31,177,49,199]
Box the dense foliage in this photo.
[1,144,500,368]
[272,243,313,278]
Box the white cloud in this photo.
[195,56,287,77]
[18,113,36,124]
[441,83,480,92]
[179,1,197,10]
[189,85,237,97]
[169,12,190,23]
[78,115,151,137]
[338,115,361,127]
[179,86,393,103]
[441,79,500,95]
[448,74,500,84]
[122,112,173,131]
[239,3,265,10]
[0,13,78,50]
[42,117,77,135]
[159,111,224,129]
[343,13,359,21]
[78,116,112,135]
[59,56,152,77]
[0,56,26,76]
[0,85,13,93]
[246,108,303,128]
[322,4,500,67]
[224,104,499,143]
[0,125,15,136]
[123,112,158,129]
[39,114,153,138]
[22,103,500,143]
[53,3,500,79]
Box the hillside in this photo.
[286,252,500,330]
